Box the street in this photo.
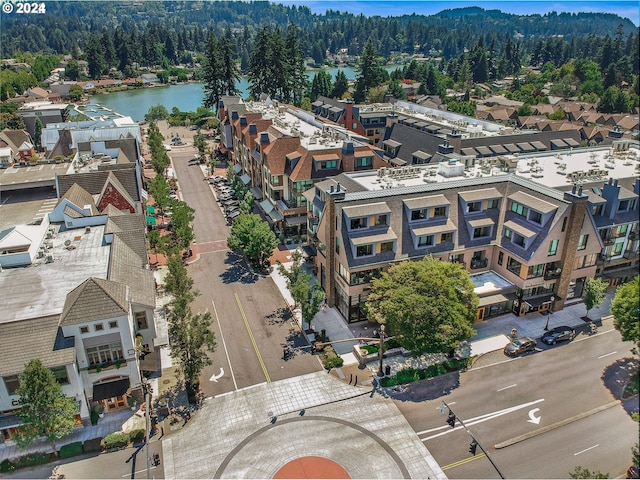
[395,325,638,478]
[166,135,322,398]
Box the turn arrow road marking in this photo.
[209,367,224,382]
[527,407,541,424]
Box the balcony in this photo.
[601,235,615,246]
[450,260,466,269]
[87,359,128,374]
[623,250,638,259]
[544,268,562,280]
[470,258,488,269]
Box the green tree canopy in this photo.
[15,359,77,456]
[366,257,477,356]
[583,277,608,319]
[145,105,169,122]
[227,213,278,269]
[278,250,324,328]
[353,40,387,103]
[611,276,639,349]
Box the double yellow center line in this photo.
[441,453,486,470]
[235,293,271,383]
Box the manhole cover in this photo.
[163,379,171,384]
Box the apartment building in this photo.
[305,143,639,324]
[220,99,392,238]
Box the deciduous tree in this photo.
[227,214,278,269]
[583,277,608,320]
[366,257,477,356]
[611,276,639,349]
[14,359,77,456]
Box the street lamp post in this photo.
[377,325,386,378]
[545,295,555,331]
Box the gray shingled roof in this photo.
[57,167,139,203]
[59,277,129,326]
[0,316,76,376]
[59,183,98,214]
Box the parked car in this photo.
[541,326,576,345]
[504,337,537,356]
[626,465,639,479]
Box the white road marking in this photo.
[209,367,224,382]
[212,300,238,390]
[574,444,599,456]
[419,398,545,440]
[497,384,517,392]
[527,407,541,424]
[597,351,617,359]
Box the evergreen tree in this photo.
[331,69,349,98]
[202,30,224,110]
[33,118,43,151]
[354,40,385,103]
[220,27,241,97]
[284,22,308,105]
[85,33,105,79]
[248,25,273,99]
[310,71,333,101]
[386,79,406,100]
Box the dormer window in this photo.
[373,214,388,226]
[350,218,367,230]
[467,201,482,213]
[411,209,427,220]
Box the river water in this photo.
[90,66,384,121]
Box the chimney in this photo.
[240,116,247,126]
[438,139,454,154]
[342,141,354,155]
[248,124,257,134]
[260,132,270,145]
[218,99,225,110]
[336,182,341,192]
[231,111,239,120]
[330,185,334,193]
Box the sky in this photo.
[274,1,639,26]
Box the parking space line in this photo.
[212,300,238,390]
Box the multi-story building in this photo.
[305,143,639,324]
[220,99,392,238]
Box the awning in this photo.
[468,217,495,228]
[602,267,638,279]
[503,219,536,238]
[0,413,22,430]
[563,137,580,147]
[478,293,517,307]
[92,378,130,401]
[284,215,307,226]
[268,209,284,222]
[259,199,274,214]
[145,205,155,214]
[233,164,242,174]
[239,174,251,186]
[250,187,263,200]
[146,215,156,226]
[351,229,397,246]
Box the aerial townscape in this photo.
[0,1,639,479]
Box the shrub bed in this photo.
[319,345,344,370]
[0,452,52,472]
[129,429,146,443]
[59,441,83,459]
[0,459,15,473]
[380,357,471,387]
[101,432,131,450]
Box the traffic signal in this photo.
[446,412,456,428]
[469,440,478,455]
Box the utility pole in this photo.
[142,379,152,479]
[439,400,506,479]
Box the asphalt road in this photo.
[394,326,638,478]
[167,139,322,398]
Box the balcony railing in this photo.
[601,235,615,245]
[623,250,638,259]
[86,359,127,373]
[470,258,488,269]
[544,268,562,280]
[450,260,466,268]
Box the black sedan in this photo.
[504,336,537,356]
[541,326,576,345]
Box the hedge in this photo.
[101,432,131,450]
[59,441,83,459]
[380,357,471,387]
[0,459,15,473]
[0,452,52,472]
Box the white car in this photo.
[163,145,172,151]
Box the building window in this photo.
[50,366,69,385]
[527,264,545,279]
[80,326,89,334]
[338,262,348,282]
[529,210,542,224]
[512,233,526,247]
[548,239,558,256]
[86,343,124,366]
[507,257,522,276]
[380,241,394,253]
[612,241,624,256]
[497,251,504,265]
[109,321,118,329]
[574,253,598,269]
[473,226,491,238]
[94,323,104,331]
[352,123,358,129]
[561,217,567,232]
[373,214,388,226]
[135,311,148,330]
[356,244,373,257]
[450,254,464,264]
[350,218,367,230]
[467,201,482,213]
[355,157,373,169]
[3,375,20,395]
[618,200,629,212]
[433,206,447,217]
[504,227,512,239]
[367,129,374,136]
[417,235,434,247]
[440,232,453,243]
[335,238,340,254]
[411,209,426,221]
[487,199,499,209]
[577,234,589,250]
[592,205,603,216]
[510,201,528,217]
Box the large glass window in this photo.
[380,241,394,253]
[86,343,124,366]
[135,311,148,330]
[356,244,373,257]
[510,201,529,217]
[529,210,542,224]
[50,366,69,385]
[411,209,426,221]
[527,264,545,279]
[507,257,522,276]
[574,253,598,269]
[373,214,388,226]
[417,235,434,247]
[487,199,500,209]
[440,232,453,243]
[467,201,482,213]
[350,218,367,230]
[433,206,447,217]
[577,234,589,250]
[548,239,559,256]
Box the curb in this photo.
[494,400,621,449]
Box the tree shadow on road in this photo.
[601,356,639,416]
[383,371,461,403]
[265,307,292,326]
[219,252,258,284]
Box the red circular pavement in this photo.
[274,456,351,479]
